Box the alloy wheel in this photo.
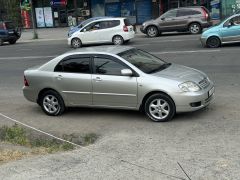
[147,26,158,37]
[43,95,60,114]
[113,36,123,45]
[189,23,201,34]
[149,99,170,120]
[71,38,81,48]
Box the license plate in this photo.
[208,87,214,97]
[8,31,14,34]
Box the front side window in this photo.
[55,57,90,73]
[118,49,169,74]
[161,10,177,19]
[231,16,240,26]
[94,57,127,76]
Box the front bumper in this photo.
[174,84,215,113]
[140,26,147,34]
[200,37,208,47]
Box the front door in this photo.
[92,55,138,108]
[158,9,178,31]
[54,55,92,106]
[221,15,240,43]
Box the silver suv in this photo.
[140,6,212,37]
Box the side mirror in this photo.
[121,69,133,76]
[161,17,165,21]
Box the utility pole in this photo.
[29,0,38,39]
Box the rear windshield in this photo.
[124,19,131,26]
[5,22,15,29]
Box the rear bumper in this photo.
[23,86,37,103]
[122,31,135,41]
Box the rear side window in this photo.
[177,9,201,17]
[124,19,131,26]
[162,10,177,18]
[55,57,91,74]
[100,20,120,29]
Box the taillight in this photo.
[123,25,128,32]
[201,7,209,20]
[3,23,6,30]
[24,76,29,86]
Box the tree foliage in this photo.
[0,0,22,26]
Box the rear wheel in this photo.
[113,35,124,45]
[147,26,159,37]
[9,39,16,44]
[206,36,221,48]
[189,23,202,34]
[145,93,175,122]
[0,39,3,46]
[40,90,65,116]
[71,38,82,48]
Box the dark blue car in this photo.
[0,21,21,46]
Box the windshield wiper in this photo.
[149,63,171,74]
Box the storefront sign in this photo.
[43,7,53,27]
[35,8,45,28]
[50,0,67,7]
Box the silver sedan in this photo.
[23,46,214,122]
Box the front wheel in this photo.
[206,36,221,48]
[113,35,124,45]
[189,23,202,34]
[145,93,175,122]
[147,26,159,37]
[9,39,17,44]
[40,90,65,116]
[71,38,82,48]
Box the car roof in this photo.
[65,46,135,56]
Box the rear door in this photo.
[176,9,201,29]
[54,55,92,106]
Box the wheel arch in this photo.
[146,24,160,32]
[37,88,64,105]
[140,90,176,111]
[188,21,202,29]
[112,34,124,41]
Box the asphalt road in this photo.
[0,33,240,180]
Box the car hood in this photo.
[152,64,206,83]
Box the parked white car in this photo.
[68,17,135,48]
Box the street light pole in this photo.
[29,0,38,39]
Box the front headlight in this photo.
[142,23,146,26]
[179,81,201,92]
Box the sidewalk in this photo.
[19,26,144,43]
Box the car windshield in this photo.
[118,49,170,74]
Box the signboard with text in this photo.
[50,0,67,7]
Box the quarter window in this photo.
[94,57,126,76]
[55,57,90,73]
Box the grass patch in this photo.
[0,124,99,164]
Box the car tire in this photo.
[9,39,17,44]
[147,26,159,37]
[189,23,202,34]
[144,93,175,122]
[71,38,82,48]
[206,36,221,48]
[0,38,3,46]
[113,35,124,45]
[40,90,65,116]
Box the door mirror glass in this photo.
[121,69,133,76]
[161,17,165,21]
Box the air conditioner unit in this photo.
[81,10,90,16]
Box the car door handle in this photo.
[56,75,63,80]
[93,77,102,82]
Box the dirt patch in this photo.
[0,124,99,165]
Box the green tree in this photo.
[0,0,22,26]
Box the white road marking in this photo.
[150,50,221,54]
[0,55,56,60]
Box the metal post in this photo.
[29,0,38,39]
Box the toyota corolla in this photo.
[23,46,214,122]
